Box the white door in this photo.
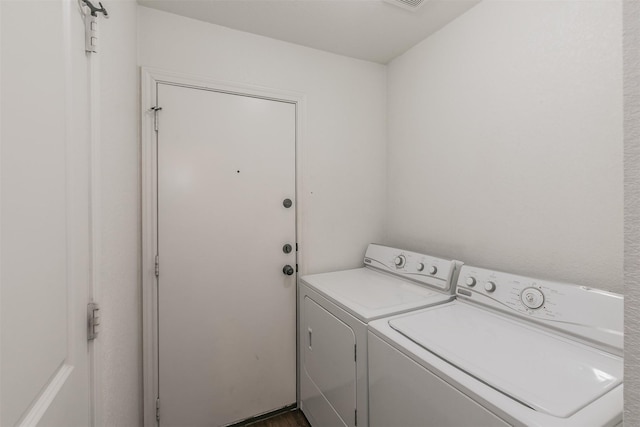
[1,1,92,426]
[156,83,297,426]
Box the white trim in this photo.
[75,0,102,423]
[0,0,4,413]
[140,68,159,427]
[69,1,96,425]
[63,0,75,373]
[88,24,103,427]
[140,66,306,426]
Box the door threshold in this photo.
[226,403,298,427]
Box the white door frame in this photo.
[140,67,306,427]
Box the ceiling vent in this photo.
[382,0,427,12]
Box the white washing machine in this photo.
[368,264,624,427]
[298,244,461,427]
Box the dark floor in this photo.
[244,410,311,427]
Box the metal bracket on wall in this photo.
[80,0,109,53]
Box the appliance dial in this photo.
[394,255,406,268]
[416,263,424,272]
[466,277,476,287]
[521,287,545,309]
[484,281,496,292]
[429,265,437,275]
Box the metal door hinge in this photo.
[151,106,162,132]
[296,264,299,273]
[355,409,357,426]
[296,243,298,252]
[84,14,98,53]
[81,0,108,53]
[155,254,159,278]
[156,398,160,421]
[87,302,100,341]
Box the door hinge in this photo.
[296,263,299,273]
[155,254,159,278]
[156,398,160,421]
[87,302,100,341]
[354,344,357,362]
[296,243,298,252]
[355,409,357,426]
[151,106,162,132]
[84,13,98,53]
[81,0,108,53]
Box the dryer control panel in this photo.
[364,244,462,293]
[455,265,623,352]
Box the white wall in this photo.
[386,0,623,293]
[138,6,387,274]
[95,1,141,426]
[624,0,640,423]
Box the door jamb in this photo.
[140,67,306,427]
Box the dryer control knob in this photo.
[416,263,425,272]
[466,277,477,287]
[484,281,496,292]
[428,265,437,275]
[394,255,406,268]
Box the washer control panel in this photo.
[458,268,560,316]
[455,265,624,351]
[363,244,462,293]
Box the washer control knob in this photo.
[521,287,545,309]
[466,277,477,287]
[394,255,406,268]
[484,281,496,292]
[416,263,425,272]
[429,265,437,275]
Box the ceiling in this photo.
[137,0,480,64]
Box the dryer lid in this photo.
[389,302,623,418]
[301,268,451,322]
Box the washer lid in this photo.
[389,302,623,418]
[300,268,450,322]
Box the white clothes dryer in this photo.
[368,265,623,427]
[299,244,461,427]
